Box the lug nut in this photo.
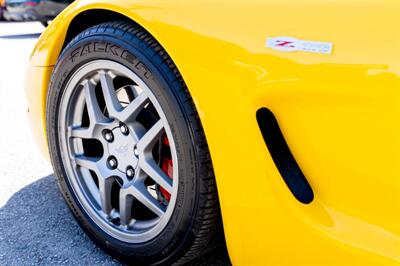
[107,156,118,170]
[120,123,129,135]
[133,146,139,157]
[126,166,135,180]
[103,130,114,142]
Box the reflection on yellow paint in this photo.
[26,0,400,264]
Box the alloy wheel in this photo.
[58,60,178,243]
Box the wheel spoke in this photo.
[81,168,100,199]
[137,120,164,153]
[128,122,147,144]
[99,71,123,118]
[69,126,93,139]
[119,93,149,123]
[140,158,173,194]
[99,178,114,215]
[75,155,99,171]
[132,185,166,217]
[119,190,134,226]
[137,120,172,193]
[84,80,107,125]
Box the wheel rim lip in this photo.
[58,60,179,244]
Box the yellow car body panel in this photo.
[26,0,400,264]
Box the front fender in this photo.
[27,0,400,264]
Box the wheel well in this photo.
[62,9,133,50]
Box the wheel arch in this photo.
[61,9,133,52]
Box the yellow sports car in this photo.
[25,0,399,265]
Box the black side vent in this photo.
[256,108,314,204]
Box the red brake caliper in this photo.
[160,135,173,202]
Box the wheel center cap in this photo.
[107,128,137,172]
[115,143,129,157]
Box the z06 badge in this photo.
[266,36,333,55]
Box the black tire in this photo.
[46,21,224,265]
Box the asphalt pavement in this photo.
[0,22,230,265]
